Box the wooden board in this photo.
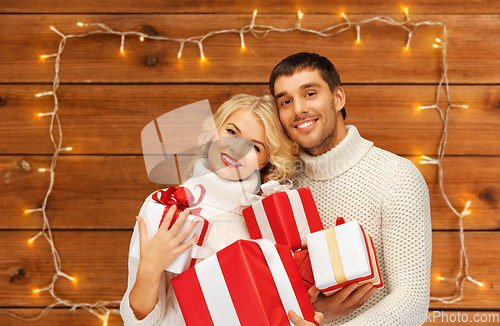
[1,85,498,156]
[0,154,498,230]
[0,231,498,309]
[0,15,499,84]
[2,308,498,326]
[2,0,500,14]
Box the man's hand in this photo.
[288,309,323,326]
[309,283,376,324]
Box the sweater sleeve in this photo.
[343,158,432,326]
[119,194,168,326]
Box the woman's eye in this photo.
[226,128,236,136]
[253,144,261,153]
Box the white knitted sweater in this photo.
[294,125,432,326]
[120,158,259,326]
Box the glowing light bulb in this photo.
[77,22,83,27]
[340,13,345,17]
[404,7,409,15]
[38,168,47,172]
[433,44,439,48]
[140,36,144,42]
[28,238,35,244]
[40,55,46,60]
[33,288,40,294]
[200,54,206,62]
[436,275,444,281]
[253,9,258,15]
[435,38,441,43]
[65,147,73,151]
[298,10,304,20]
[69,276,77,283]
[404,46,409,52]
[478,282,485,288]
[177,52,182,59]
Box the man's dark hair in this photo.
[269,52,346,120]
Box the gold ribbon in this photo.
[325,228,347,285]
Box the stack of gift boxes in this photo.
[131,186,383,325]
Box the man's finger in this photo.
[307,285,321,303]
[331,282,360,303]
[314,311,324,324]
[288,310,304,325]
[345,286,377,314]
[342,283,374,308]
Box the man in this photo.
[270,52,432,325]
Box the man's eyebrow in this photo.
[300,82,321,90]
[275,91,287,100]
[275,82,321,99]
[227,123,241,133]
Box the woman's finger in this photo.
[158,205,177,233]
[136,216,148,244]
[175,216,200,242]
[178,233,199,253]
[167,207,191,236]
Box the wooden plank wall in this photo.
[1,1,499,325]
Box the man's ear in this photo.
[334,86,346,113]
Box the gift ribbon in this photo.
[325,228,348,285]
[152,185,206,227]
[241,179,293,206]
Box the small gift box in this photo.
[130,185,211,274]
[292,249,315,291]
[243,187,323,250]
[306,218,383,296]
[171,239,317,326]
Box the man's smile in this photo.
[294,118,318,132]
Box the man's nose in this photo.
[293,97,308,116]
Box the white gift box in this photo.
[306,220,383,295]
[130,200,211,274]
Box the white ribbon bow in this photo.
[241,179,293,206]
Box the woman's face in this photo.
[208,108,269,181]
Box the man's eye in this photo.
[227,128,236,136]
[306,92,315,97]
[281,99,291,106]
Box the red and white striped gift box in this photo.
[171,239,317,326]
[243,188,323,250]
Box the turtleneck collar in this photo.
[298,125,373,180]
[181,158,260,211]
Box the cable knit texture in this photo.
[294,125,432,326]
[120,158,259,326]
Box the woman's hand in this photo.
[288,309,324,325]
[129,206,199,320]
[137,205,199,277]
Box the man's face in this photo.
[273,69,344,156]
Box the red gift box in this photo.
[292,249,315,292]
[171,239,317,326]
[243,188,323,250]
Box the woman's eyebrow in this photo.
[227,123,241,133]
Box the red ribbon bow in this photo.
[152,185,206,228]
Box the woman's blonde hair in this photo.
[197,94,296,183]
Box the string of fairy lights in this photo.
[1,7,483,325]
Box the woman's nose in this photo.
[222,137,253,159]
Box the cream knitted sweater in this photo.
[294,125,432,326]
[120,158,259,326]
